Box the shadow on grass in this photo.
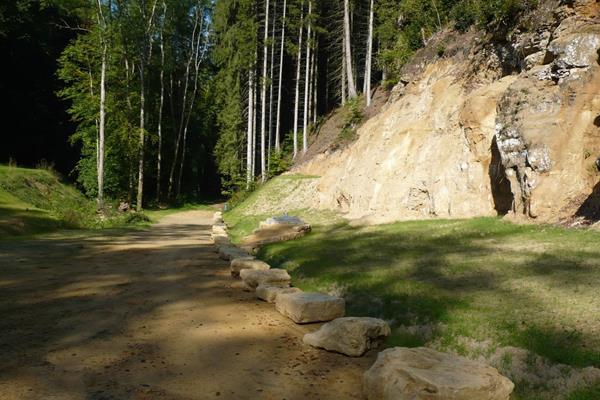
[0,205,65,237]
[258,217,600,369]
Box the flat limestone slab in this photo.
[256,285,302,303]
[303,317,390,357]
[240,269,291,288]
[218,245,251,261]
[230,258,270,277]
[363,347,514,400]
[275,292,345,324]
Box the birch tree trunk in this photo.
[260,0,270,182]
[302,0,312,154]
[364,0,374,106]
[343,0,357,98]
[274,0,287,152]
[292,3,304,158]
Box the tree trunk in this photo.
[312,45,317,124]
[252,51,258,176]
[364,0,374,106]
[292,3,304,158]
[302,0,311,154]
[167,11,199,199]
[137,61,145,212]
[98,42,106,210]
[246,68,254,187]
[260,0,270,182]
[341,36,346,105]
[95,0,106,211]
[156,1,166,203]
[275,0,287,152]
[267,0,277,172]
[343,0,357,98]
[177,10,204,198]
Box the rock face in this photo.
[256,285,302,303]
[239,268,291,288]
[363,347,514,400]
[248,0,600,225]
[230,258,270,277]
[303,317,390,357]
[275,292,345,324]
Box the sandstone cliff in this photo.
[291,0,600,225]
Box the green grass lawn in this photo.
[226,202,600,399]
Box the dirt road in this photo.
[0,210,373,400]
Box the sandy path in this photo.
[0,210,373,400]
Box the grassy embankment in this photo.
[0,165,212,238]
[225,174,600,400]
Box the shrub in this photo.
[339,97,364,141]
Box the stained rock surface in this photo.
[275,292,345,324]
[230,258,270,277]
[256,285,302,303]
[303,317,390,357]
[240,268,291,288]
[363,347,514,400]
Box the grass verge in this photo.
[226,199,600,399]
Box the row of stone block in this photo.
[211,212,514,399]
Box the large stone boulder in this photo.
[275,292,345,324]
[218,245,251,261]
[212,234,230,246]
[240,268,291,288]
[212,224,227,236]
[230,258,270,277]
[213,211,224,224]
[255,284,302,303]
[363,347,514,400]
[303,317,390,357]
